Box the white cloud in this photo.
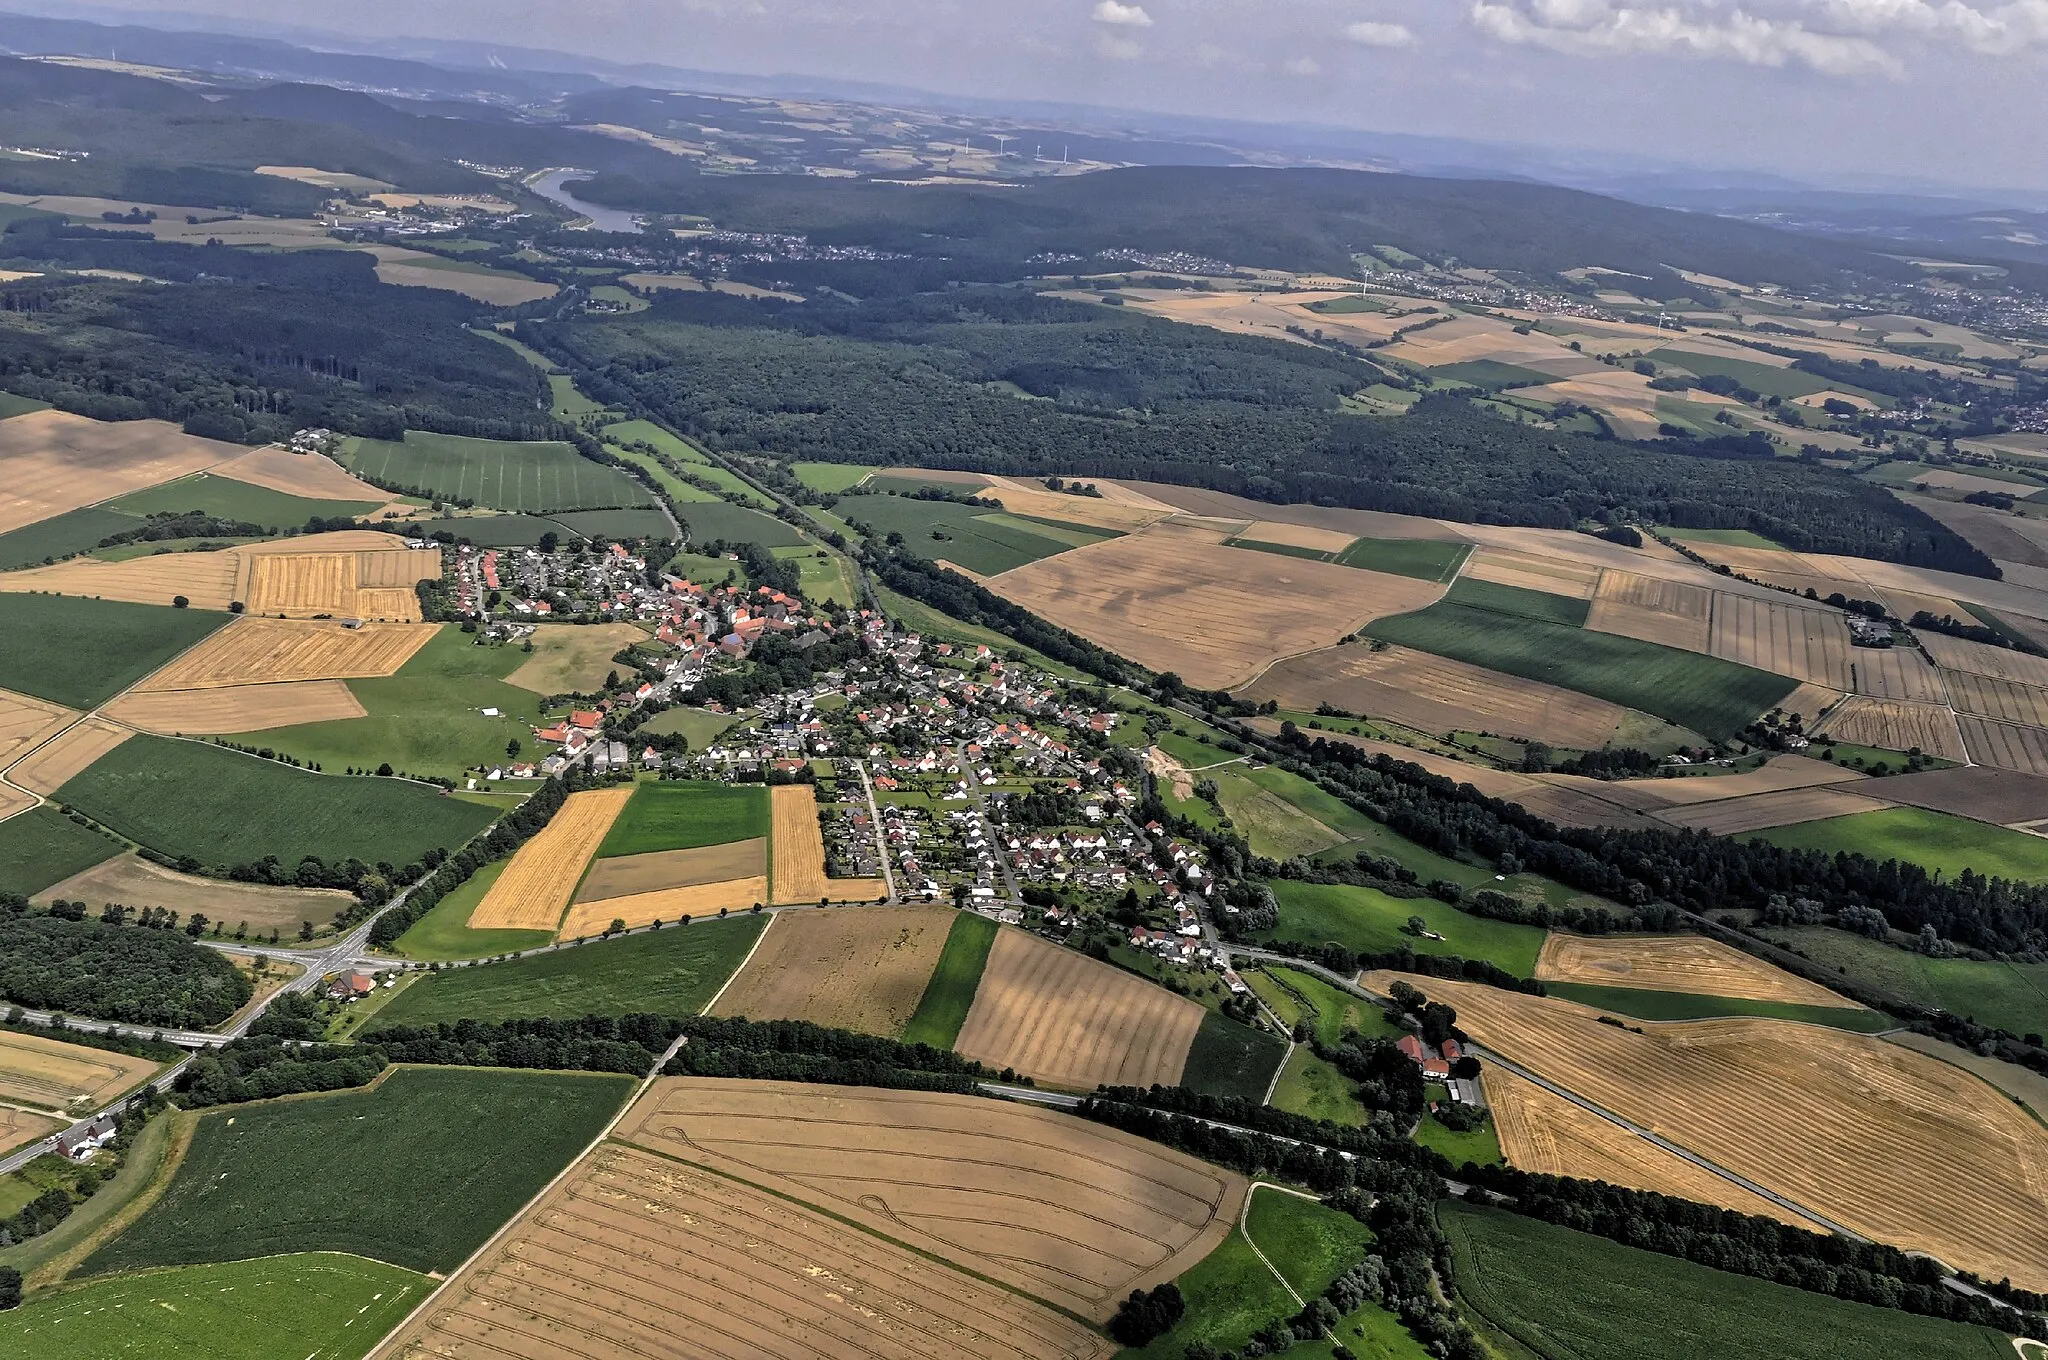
[1092,0,1154,26]
[1469,1,1905,73]
[1344,19,1420,45]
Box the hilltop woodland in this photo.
[0,906,251,1029]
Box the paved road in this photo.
[853,759,898,903]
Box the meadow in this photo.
[1335,535,1473,582]
[81,1068,631,1276]
[1261,881,1547,975]
[637,704,738,748]
[389,860,556,961]
[365,915,766,1025]
[0,806,120,897]
[603,418,775,507]
[674,497,810,548]
[0,506,140,570]
[1755,805,2048,883]
[900,909,999,1048]
[0,594,228,708]
[1440,1202,2011,1360]
[340,430,655,513]
[792,460,877,492]
[547,506,676,541]
[104,472,380,526]
[597,780,771,857]
[840,491,1105,575]
[1182,1011,1291,1102]
[1764,923,2048,1038]
[56,733,497,868]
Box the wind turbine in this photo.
[992,135,1012,157]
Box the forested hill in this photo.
[540,290,1993,576]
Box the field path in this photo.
[1240,1183,1321,1309]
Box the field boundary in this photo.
[1240,1182,1320,1310]
[699,908,775,1014]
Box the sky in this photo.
[66,0,2048,191]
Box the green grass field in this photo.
[1541,982,1896,1031]
[778,545,857,606]
[549,372,613,420]
[597,780,770,857]
[232,627,545,783]
[1441,1201,2011,1360]
[1414,1090,1504,1168]
[0,594,228,707]
[1755,805,2048,883]
[1248,965,1406,1044]
[0,1253,430,1360]
[1646,349,1840,402]
[340,431,654,513]
[901,911,998,1047]
[367,916,767,1025]
[791,461,878,493]
[1335,535,1473,582]
[1432,359,1559,390]
[840,493,1097,575]
[637,705,738,749]
[1247,1188,1376,1297]
[602,420,774,507]
[1763,924,2048,1037]
[57,733,497,869]
[1261,881,1546,974]
[0,805,121,896]
[83,1068,630,1276]
[398,513,574,547]
[1441,577,1592,626]
[610,443,721,503]
[389,859,556,961]
[1366,583,1795,740]
[0,505,143,569]
[0,391,50,418]
[675,498,810,549]
[104,473,380,526]
[1180,1011,1289,1102]
[1269,1045,1366,1125]
[549,507,677,542]
[1657,525,1789,550]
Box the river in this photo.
[528,169,643,233]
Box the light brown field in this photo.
[1851,646,1948,702]
[1706,594,1854,689]
[954,929,1204,1090]
[1873,587,1964,623]
[709,905,954,1036]
[0,1107,63,1158]
[1959,716,2048,776]
[1536,933,1857,1006]
[1235,521,1358,555]
[1245,644,1633,749]
[555,877,767,938]
[1462,547,1603,599]
[1370,973,2048,1290]
[1586,571,1713,650]
[574,838,768,903]
[256,165,396,191]
[35,850,356,933]
[1921,631,2048,687]
[1114,482,1466,541]
[366,246,558,305]
[9,718,130,795]
[988,528,1445,691]
[102,680,366,733]
[1944,670,2048,727]
[0,688,76,768]
[0,1028,159,1111]
[616,1078,1245,1323]
[208,447,388,501]
[0,547,244,610]
[466,787,634,931]
[986,486,1174,533]
[770,783,886,905]
[0,410,238,534]
[369,192,515,212]
[134,618,437,690]
[1655,786,1889,836]
[0,784,29,820]
[1615,755,1868,808]
[504,622,649,694]
[1484,1067,1820,1228]
[1817,696,1968,760]
[1690,541,2048,633]
[1877,765,2048,823]
[1776,680,1848,726]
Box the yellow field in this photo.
[0,688,76,768]
[1707,594,1854,689]
[9,717,130,795]
[209,447,388,500]
[769,783,885,905]
[366,246,558,304]
[1817,696,1969,760]
[0,1028,160,1111]
[1586,571,1713,651]
[0,548,243,610]
[1959,716,2048,776]
[1235,521,1358,555]
[466,787,635,931]
[134,619,437,690]
[1460,546,1604,598]
[1535,933,1858,1007]
[103,680,367,734]
[1945,670,2048,726]
[1776,681,1848,726]
[238,547,438,620]
[0,409,237,534]
[555,877,767,938]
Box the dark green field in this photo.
[597,780,770,857]
[901,911,998,1047]
[1335,535,1473,582]
[839,493,1090,574]
[340,431,655,513]
[1441,1202,2010,1360]
[1441,577,1591,626]
[1541,982,1896,1031]
[675,498,810,548]
[1180,1011,1289,1102]
[548,507,677,541]
[57,734,497,868]
[0,805,121,896]
[366,916,767,1025]
[104,473,381,526]
[1646,348,1841,402]
[393,513,568,547]
[1432,359,1559,390]
[0,506,141,569]
[0,595,229,707]
[82,1068,631,1276]
[0,392,50,418]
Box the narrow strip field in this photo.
[466,786,634,931]
[708,905,953,1036]
[556,877,766,938]
[769,783,885,904]
[103,680,367,734]
[902,910,1000,1048]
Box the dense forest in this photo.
[544,293,1991,574]
[0,909,252,1028]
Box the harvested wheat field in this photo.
[1851,646,1949,702]
[209,447,385,501]
[133,618,437,690]
[0,410,237,534]
[1368,973,2048,1290]
[374,1140,1113,1360]
[617,1078,1245,1323]
[1460,547,1603,599]
[1817,696,1968,761]
[0,688,75,768]
[1586,571,1713,651]
[35,850,355,933]
[1245,644,1632,749]
[1614,755,1868,808]
[9,718,129,795]
[1777,681,1848,726]
[1944,670,2048,727]
[955,929,1204,1090]
[1485,1067,1820,1228]
[555,877,766,938]
[709,905,954,1036]
[0,548,242,610]
[1235,521,1358,555]
[368,247,558,305]
[988,529,1443,691]
[0,1107,62,1158]
[1536,933,1857,1007]
[1921,631,2048,688]
[0,1028,160,1111]
[1960,716,2048,776]
[504,622,649,695]
[1707,594,1853,689]
[102,680,365,734]
[1655,786,1888,836]
[1119,483,1462,543]
[466,787,634,931]
[575,839,768,904]
[770,784,884,904]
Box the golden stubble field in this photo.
[0,409,238,533]
[1535,934,1858,1007]
[36,851,356,934]
[208,447,387,501]
[770,784,885,904]
[954,929,1204,1090]
[1817,696,1968,761]
[1372,973,2048,1289]
[0,534,438,618]
[466,787,635,931]
[0,688,76,768]
[709,905,956,1036]
[103,680,367,734]
[134,619,438,690]
[1585,572,1712,651]
[556,877,767,938]
[9,717,130,796]
[0,1028,160,1111]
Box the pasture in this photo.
[55,734,497,869]
[0,806,120,897]
[0,1253,431,1360]
[1383,973,2048,1290]
[952,928,1205,1089]
[465,786,634,931]
[1335,534,1472,582]
[503,623,650,696]
[675,497,810,548]
[1762,923,2048,1038]
[36,852,357,938]
[901,909,1000,1047]
[0,506,139,570]
[0,594,227,708]
[366,915,766,1025]
[616,1077,1246,1322]
[0,409,238,536]
[1441,1202,2011,1360]
[709,905,952,1036]
[0,1028,158,1112]
[1262,881,1546,975]
[339,431,654,513]
[791,460,877,491]
[1534,933,1856,1008]
[82,1067,631,1276]
[1755,804,2048,881]
[597,779,770,857]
